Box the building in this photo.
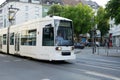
[85,0,99,9]
[109,18,120,47]
[0,0,87,28]
[0,0,63,28]
[62,0,86,6]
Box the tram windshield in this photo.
[55,20,74,46]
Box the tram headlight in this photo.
[55,47,62,51]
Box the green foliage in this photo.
[48,4,94,36]
[96,7,109,36]
[47,4,63,16]
[106,0,120,24]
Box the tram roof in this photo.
[8,16,72,28]
[46,16,72,21]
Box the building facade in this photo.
[85,0,99,9]
[109,18,120,47]
[62,0,86,6]
[0,0,87,28]
[0,0,63,28]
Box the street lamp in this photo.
[8,5,19,25]
[90,4,98,54]
[7,5,19,54]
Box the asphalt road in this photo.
[0,48,120,80]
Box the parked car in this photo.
[74,43,85,49]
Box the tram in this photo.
[0,16,76,61]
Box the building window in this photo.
[10,33,14,45]
[35,14,39,18]
[43,8,48,13]
[0,22,3,28]
[21,29,36,46]
[4,19,6,28]
[32,0,40,3]
[35,7,39,12]
[0,16,3,28]
[25,13,28,21]
[25,6,29,11]
[57,3,60,5]
[20,0,28,2]
[46,1,50,5]
[3,34,7,45]
[52,2,55,5]
[0,9,2,14]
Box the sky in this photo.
[0,0,110,7]
[92,0,110,7]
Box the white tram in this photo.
[0,16,76,61]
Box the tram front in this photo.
[54,19,76,60]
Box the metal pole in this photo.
[97,46,99,55]
[7,5,19,54]
[92,30,94,54]
[7,24,10,54]
[7,8,11,54]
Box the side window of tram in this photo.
[3,34,7,45]
[10,33,14,45]
[0,36,2,49]
[21,29,37,46]
[42,27,54,46]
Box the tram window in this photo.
[3,34,7,45]
[42,26,54,46]
[28,29,36,46]
[10,33,14,45]
[21,29,36,46]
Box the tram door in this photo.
[15,33,20,53]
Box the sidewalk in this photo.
[75,47,120,57]
[96,47,120,57]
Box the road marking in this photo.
[63,66,120,80]
[14,59,22,62]
[80,57,120,64]
[41,79,50,80]
[3,60,10,62]
[86,71,120,80]
[77,62,120,71]
[60,65,120,80]
[83,60,120,70]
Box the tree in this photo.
[47,4,63,16]
[96,7,109,37]
[106,0,120,25]
[64,4,94,35]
